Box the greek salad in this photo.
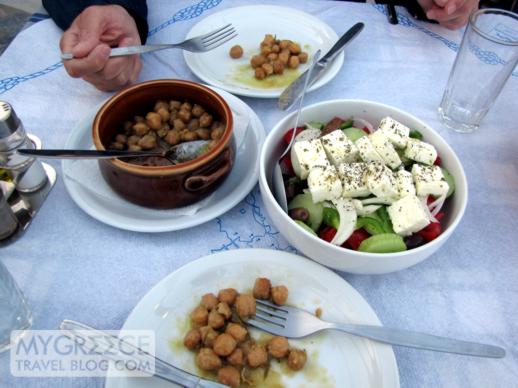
[281,116,455,253]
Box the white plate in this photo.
[62,88,265,232]
[105,249,399,388]
[183,5,344,98]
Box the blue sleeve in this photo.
[42,0,149,43]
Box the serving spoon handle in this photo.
[17,149,164,159]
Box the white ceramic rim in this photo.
[259,99,468,260]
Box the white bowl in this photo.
[259,99,468,274]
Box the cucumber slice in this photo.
[441,167,455,197]
[409,129,423,140]
[288,193,324,231]
[294,220,317,236]
[306,121,324,130]
[340,118,354,129]
[396,148,413,166]
[342,127,367,142]
[358,233,407,253]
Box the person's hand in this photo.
[60,5,142,91]
[419,0,479,30]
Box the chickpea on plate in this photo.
[183,278,307,387]
[229,34,309,80]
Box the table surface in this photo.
[1,1,517,387]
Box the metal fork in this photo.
[248,300,506,358]
[59,320,227,388]
[61,23,237,60]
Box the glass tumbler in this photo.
[0,260,32,352]
[438,9,518,133]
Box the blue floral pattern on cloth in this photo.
[0,0,224,94]
[372,4,518,76]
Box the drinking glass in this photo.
[438,9,518,133]
[0,260,32,352]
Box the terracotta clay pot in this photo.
[92,79,234,209]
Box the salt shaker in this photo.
[0,101,48,192]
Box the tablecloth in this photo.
[0,1,517,387]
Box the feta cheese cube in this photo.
[365,162,400,202]
[337,163,370,198]
[369,130,402,169]
[291,138,329,179]
[387,194,431,236]
[378,116,410,148]
[355,136,384,163]
[320,130,359,166]
[404,138,437,166]
[396,169,416,198]
[307,165,342,203]
[411,164,449,197]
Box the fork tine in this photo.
[255,299,289,313]
[202,26,235,44]
[203,33,238,51]
[255,307,287,322]
[198,23,232,40]
[247,318,284,335]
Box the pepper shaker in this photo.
[0,101,48,192]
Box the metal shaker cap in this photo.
[0,101,21,139]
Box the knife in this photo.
[278,22,365,111]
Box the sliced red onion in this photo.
[353,117,375,133]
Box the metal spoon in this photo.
[17,140,210,165]
[272,49,321,212]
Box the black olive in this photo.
[404,234,426,249]
[289,207,310,223]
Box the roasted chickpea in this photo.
[217,366,240,388]
[247,345,268,368]
[127,135,140,146]
[288,42,301,55]
[235,294,256,319]
[191,104,205,117]
[298,52,308,63]
[199,326,219,347]
[227,348,244,366]
[288,348,307,371]
[229,45,244,59]
[134,115,145,123]
[216,302,232,320]
[196,348,221,371]
[263,34,275,45]
[146,112,162,130]
[218,288,238,305]
[123,120,133,132]
[200,293,219,310]
[109,142,124,150]
[128,144,142,151]
[199,112,213,128]
[177,109,192,124]
[138,134,157,150]
[279,39,291,49]
[261,63,274,76]
[173,118,186,131]
[255,67,266,80]
[196,128,211,140]
[114,133,127,144]
[191,306,209,327]
[213,333,237,356]
[268,336,289,358]
[260,45,272,56]
[133,122,150,136]
[183,328,201,350]
[288,55,300,69]
[278,50,290,65]
[267,52,278,62]
[169,100,181,110]
[157,107,170,122]
[272,44,280,53]
[154,100,169,112]
[180,102,192,111]
[211,127,224,141]
[250,54,266,68]
[181,131,198,142]
[225,323,248,343]
[271,285,288,305]
[273,60,285,75]
[208,310,225,329]
[253,278,271,300]
[165,130,181,145]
